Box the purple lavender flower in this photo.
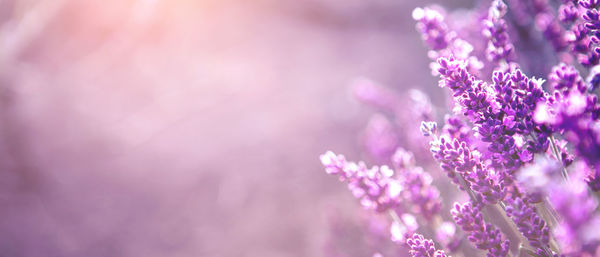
[483,0,515,65]
[412,7,454,51]
[567,24,592,58]
[559,3,580,24]
[534,89,600,190]
[548,162,600,254]
[548,63,586,93]
[392,148,442,220]
[451,202,509,257]
[321,149,442,218]
[441,116,471,143]
[430,135,507,204]
[320,151,403,212]
[320,2,600,256]
[436,57,477,96]
[504,195,551,250]
[437,57,550,173]
[557,0,600,67]
[413,6,483,76]
[583,8,600,31]
[536,13,568,52]
[406,233,449,257]
[580,0,600,9]
[587,65,600,91]
[420,121,438,137]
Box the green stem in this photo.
[388,209,402,225]
[549,136,570,182]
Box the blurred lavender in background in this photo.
[0,0,479,256]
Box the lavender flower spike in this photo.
[406,233,450,257]
[483,0,515,65]
[451,202,509,257]
[320,151,403,212]
[548,63,586,93]
[430,135,507,205]
[412,7,453,51]
[504,196,552,251]
[393,148,442,220]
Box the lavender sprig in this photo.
[451,202,510,257]
[392,148,442,220]
[413,6,483,76]
[320,151,403,212]
[504,196,552,251]
[483,0,515,67]
[430,135,507,205]
[407,233,450,257]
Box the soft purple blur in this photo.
[0,1,471,256]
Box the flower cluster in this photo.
[430,135,507,204]
[413,6,483,76]
[504,196,551,251]
[451,202,510,257]
[320,1,600,257]
[320,151,404,212]
[483,0,514,65]
[406,233,449,257]
[437,57,550,174]
[320,149,443,220]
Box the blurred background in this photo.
[0,0,472,256]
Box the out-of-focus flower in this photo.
[320,151,403,212]
[363,114,400,163]
[483,0,515,67]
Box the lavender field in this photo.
[1,0,600,257]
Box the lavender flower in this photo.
[534,89,600,190]
[392,148,442,220]
[504,196,551,250]
[451,202,509,257]
[413,6,482,76]
[548,63,586,93]
[437,57,550,173]
[483,0,515,66]
[406,233,449,257]
[559,3,580,24]
[557,0,600,67]
[430,135,507,204]
[412,7,454,51]
[320,151,403,212]
[321,148,443,219]
[420,121,438,137]
[580,0,600,9]
[536,13,568,52]
[441,116,471,143]
[549,162,600,254]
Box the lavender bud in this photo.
[420,121,438,137]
